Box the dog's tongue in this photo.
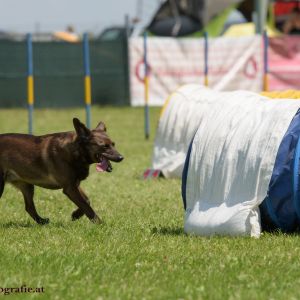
[96,158,109,172]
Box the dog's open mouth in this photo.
[96,155,112,173]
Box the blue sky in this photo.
[0,0,138,34]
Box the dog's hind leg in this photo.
[71,187,90,221]
[0,169,4,198]
[13,182,49,225]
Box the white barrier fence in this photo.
[129,36,263,106]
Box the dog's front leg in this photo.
[63,186,102,224]
[71,187,90,221]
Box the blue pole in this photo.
[204,31,208,86]
[144,31,150,140]
[26,33,34,135]
[28,104,33,135]
[83,33,91,129]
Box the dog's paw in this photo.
[71,209,84,221]
[37,218,50,225]
[91,216,104,225]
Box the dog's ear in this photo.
[95,121,106,132]
[73,118,90,138]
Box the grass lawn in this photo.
[0,107,300,300]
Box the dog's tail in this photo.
[0,169,4,198]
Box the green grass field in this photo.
[0,107,300,300]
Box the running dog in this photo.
[0,118,123,224]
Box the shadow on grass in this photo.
[0,220,66,229]
[152,226,185,236]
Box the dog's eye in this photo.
[104,144,110,148]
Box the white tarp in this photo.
[153,84,220,178]
[129,36,263,106]
[183,88,300,237]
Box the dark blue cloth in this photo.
[182,133,196,210]
[260,109,300,232]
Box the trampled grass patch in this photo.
[0,107,300,300]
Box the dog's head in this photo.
[73,118,123,172]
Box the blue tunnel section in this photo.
[260,109,300,232]
[182,109,300,233]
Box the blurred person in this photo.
[283,7,300,34]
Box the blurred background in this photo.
[0,0,299,108]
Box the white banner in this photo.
[129,36,263,106]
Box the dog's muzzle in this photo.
[95,154,113,172]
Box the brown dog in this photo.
[0,118,123,224]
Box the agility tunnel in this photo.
[152,84,262,178]
[153,84,223,178]
[180,88,300,237]
[152,86,300,179]
[261,90,300,99]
